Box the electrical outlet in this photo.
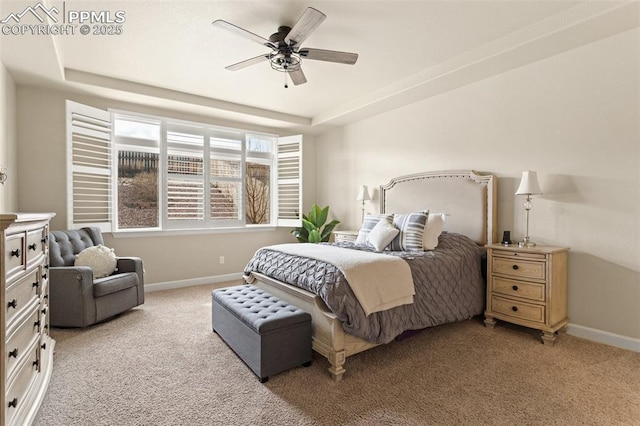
[219,256,225,264]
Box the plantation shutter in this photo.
[65,100,113,232]
[165,123,206,229]
[210,129,243,226]
[276,135,303,227]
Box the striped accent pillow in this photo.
[355,214,393,245]
[389,211,429,251]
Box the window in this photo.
[66,101,302,232]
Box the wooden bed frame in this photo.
[246,170,497,381]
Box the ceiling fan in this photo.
[212,7,358,88]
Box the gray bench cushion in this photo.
[212,285,310,333]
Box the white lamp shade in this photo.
[515,171,542,195]
[356,185,371,201]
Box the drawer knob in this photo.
[511,306,518,312]
[42,307,47,314]
[10,248,20,258]
[8,348,18,358]
[7,299,17,309]
[43,273,47,280]
[8,398,17,408]
[512,285,519,291]
[33,281,40,288]
[33,359,40,368]
[34,320,41,328]
[28,243,37,251]
[42,343,47,350]
[41,237,48,243]
[512,265,519,270]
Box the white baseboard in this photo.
[144,273,244,292]
[567,323,640,353]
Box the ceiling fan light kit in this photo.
[212,7,358,88]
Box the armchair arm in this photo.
[49,266,97,327]
[116,257,144,304]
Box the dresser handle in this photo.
[41,236,48,243]
[512,285,519,291]
[511,306,518,312]
[33,281,40,288]
[512,265,519,270]
[28,243,37,251]
[33,359,40,368]
[42,273,47,280]
[42,343,47,350]
[42,307,47,314]
[8,348,18,358]
[34,320,41,328]
[8,398,17,408]
[10,248,20,258]
[7,299,17,309]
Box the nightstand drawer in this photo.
[492,277,545,302]
[492,257,545,280]
[491,249,546,261]
[491,296,545,324]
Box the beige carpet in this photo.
[34,282,640,426]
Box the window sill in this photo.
[110,225,278,239]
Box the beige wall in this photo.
[317,29,640,340]
[0,63,17,211]
[16,86,316,284]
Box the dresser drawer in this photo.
[491,296,545,324]
[492,276,545,302]
[5,342,40,425]
[492,257,545,280]
[6,308,40,378]
[26,227,47,268]
[6,270,40,325]
[5,233,25,283]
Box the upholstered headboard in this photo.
[380,170,497,245]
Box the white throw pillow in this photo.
[355,214,393,244]
[75,245,117,278]
[367,218,399,251]
[423,212,446,250]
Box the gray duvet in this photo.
[243,232,486,344]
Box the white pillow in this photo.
[423,212,446,250]
[75,245,117,278]
[367,218,399,251]
[355,214,393,244]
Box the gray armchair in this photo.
[48,227,144,327]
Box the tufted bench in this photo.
[212,285,312,383]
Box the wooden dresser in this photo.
[484,243,569,346]
[1,213,55,425]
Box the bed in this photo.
[244,170,497,380]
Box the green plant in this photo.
[291,204,340,243]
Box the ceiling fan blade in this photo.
[212,20,275,49]
[284,7,326,47]
[225,54,270,71]
[298,48,358,65]
[288,68,307,85]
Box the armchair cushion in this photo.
[93,273,139,298]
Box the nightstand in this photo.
[484,244,569,346]
[332,230,358,243]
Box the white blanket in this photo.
[263,243,414,316]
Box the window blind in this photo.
[276,135,303,227]
[65,100,112,232]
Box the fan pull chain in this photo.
[284,71,289,89]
